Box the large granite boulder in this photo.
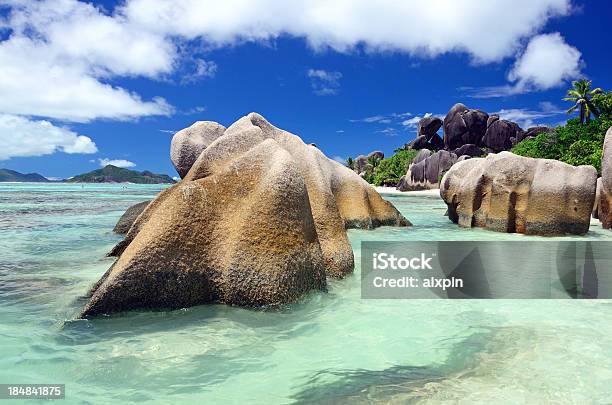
[443,103,489,150]
[593,178,602,219]
[398,150,457,191]
[354,155,369,173]
[454,144,483,158]
[82,113,410,317]
[113,201,151,234]
[429,133,444,150]
[410,135,429,150]
[600,127,612,229]
[487,114,499,128]
[417,116,442,139]
[367,151,384,161]
[482,119,523,152]
[170,121,226,178]
[440,152,597,235]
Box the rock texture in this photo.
[482,120,523,152]
[398,150,457,191]
[113,201,151,234]
[600,127,612,229]
[417,116,443,139]
[454,144,483,158]
[367,151,384,161]
[443,103,489,150]
[82,113,410,317]
[170,121,226,178]
[440,152,597,235]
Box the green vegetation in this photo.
[67,165,176,184]
[346,157,354,170]
[563,79,602,124]
[513,87,612,175]
[370,148,418,186]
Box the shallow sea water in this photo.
[1,183,611,404]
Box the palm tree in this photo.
[563,79,602,124]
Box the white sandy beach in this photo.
[374,186,441,197]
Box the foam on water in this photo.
[1,183,611,404]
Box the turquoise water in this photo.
[1,183,612,404]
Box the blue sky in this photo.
[0,0,611,178]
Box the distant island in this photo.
[0,165,176,183]
[67,165,176,184]
[0,168,50,182]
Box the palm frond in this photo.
[590,87,603,95]
[566,104,580,114]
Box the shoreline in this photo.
[375,186,441,197]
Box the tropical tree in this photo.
[563,79,602,124]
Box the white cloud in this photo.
[350,115,392,124]
[181,59,218,84]
[508,33,582,91]
[98,158,136,168]
[1,0,574,121]
[123,0,571,63]
[307,69,342,95]
[376,127,399,136]
[465,33,582,98]
[0,0,174,122]
[0,114,97,160]
[494,106,563,128]
[402,113,432,128]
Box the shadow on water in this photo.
[289,326,532,404]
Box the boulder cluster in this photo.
[81,113,409,317]
[440,152,598,235]
[399,103,552,191]
[353,151,384,178]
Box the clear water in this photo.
[1,183,612,404]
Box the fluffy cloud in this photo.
[0,114,97,160]
[123,0,571,62]
[0,0,174,122]
[508,33,582,91]
[307,69,342,95]
[0,0,574,121]
[98,158,136,168]
[466,33,583,98]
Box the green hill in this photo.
[67,165,176,184]
[0,168,50,182]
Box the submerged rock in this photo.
[440,152,597,235]
[112,201,151,234]
[600,127,612,229]
[170,121,226,178]
[593,178,602,219]
[82,113,410,317]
